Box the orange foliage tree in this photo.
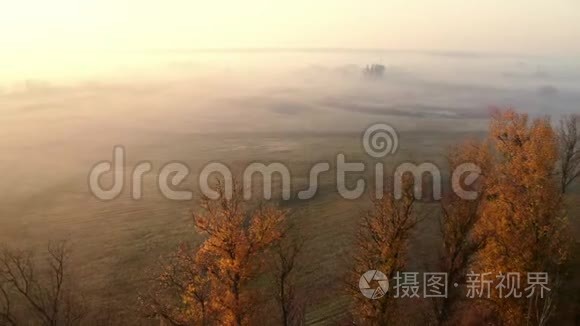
[349,174,418,325]
[436,139,492,324]
[192,184,287,325]
[472,109,571,325]
[139,243,213,325]
[142,183,288,326]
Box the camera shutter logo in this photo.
[359,270,389,299]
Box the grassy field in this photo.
[0,129,495,323]
[0,68,577,323]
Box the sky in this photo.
[1,0,580,83]
[1,0,579,55]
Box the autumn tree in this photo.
[193,183,288,326]
[0,241,86,326]
[270,231,305,326]
[558,114,579,194]
[473,109,571,325]
[142,180,297,326]
[434,139,491,325]
[349,174,419,325]
[140,243,213,326]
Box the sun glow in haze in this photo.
[1,0,579,82]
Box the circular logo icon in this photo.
[359,270,389,299]
[362,123,399,158]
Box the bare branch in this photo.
[558,114,580,193]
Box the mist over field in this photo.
[1,51,580,197]
[1,50,579,323]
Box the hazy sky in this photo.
[1,0,579,55]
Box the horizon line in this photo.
[138,47,546,58]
